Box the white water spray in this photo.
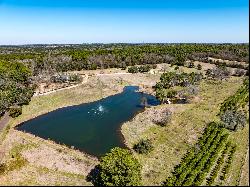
[98,105,104,112]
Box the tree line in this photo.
[0,44,248,75]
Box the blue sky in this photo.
[0,0,249,44]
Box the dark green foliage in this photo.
[220,145,237,180]
[98,147,142,186]
[0,61,31,83]
[0,61,35,116]
[138,65,151,72]
[219,78,249,115]
[163,122,230,186]
[128,65,151,73]
[206,142,232,185]
[0,163,7,175]
[157,72,203,89]
[220,110,247,131]
[8,107,22,118]
[155,72,203,103]
[128,66,139,73]
[133,139,153,154]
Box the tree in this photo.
[8,107,22,118]
[220,110,247,131]
[98,147,142,186]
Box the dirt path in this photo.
[96,72,132,76]
[33,74,89,97]
[33,73,132,97]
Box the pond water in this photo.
[17,86,160,157]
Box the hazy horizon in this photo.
[0,42,249,47]
[0,0,249,45]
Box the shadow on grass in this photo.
[86,165,103,186]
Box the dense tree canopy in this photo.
[98,147,142,186]
[0,61,35,116]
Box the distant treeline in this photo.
[0,44,248,75]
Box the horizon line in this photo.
[0,42,249,46]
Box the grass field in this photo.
[122,76,248,185]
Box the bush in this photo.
[9,107,22,118]
[151,64,157,69]
[220,110,247,131]
[174,66,179,70]
[233,69,246,77]
[138,65,151,73]
[133,139,153,154]
[197,64,202,70]
[0,163,7,174]
[152,109,172,126]
[188,62,195,68]
[68,74,83,83]
[206,66,230,80]
[98,147,142,186]
[128,66,139,73]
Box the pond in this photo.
[16,86,160,157]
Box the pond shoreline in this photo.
[14,86,158,158]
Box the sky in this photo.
[0,0,249,44]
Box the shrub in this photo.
[9,107,22,118]
[174,66,179,70]
[120,62,127,70]
[233,69,246,77]
[197,64,202,70]
[98,147,142,186]
[128,66,139,73]
[68,74,83,83]
[0,163,7,174]
[152,109,172,126]
[138,65,151,73]
[188,62,195,68]
[206,66,230,80]
[220,110,247,131]
[133,139,153,154]
[151,64,157,69]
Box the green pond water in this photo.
[17,86,160,157]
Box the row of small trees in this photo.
[163,122,235,186]
[128,64,157,73]
[219,78,249,131]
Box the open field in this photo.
[0,65,248,185]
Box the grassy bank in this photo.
[122,76,248,185]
